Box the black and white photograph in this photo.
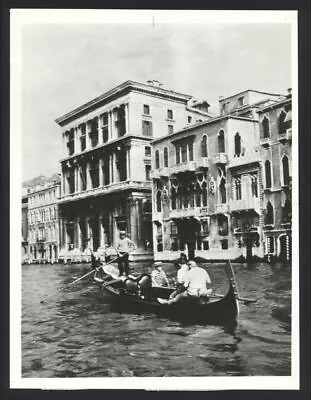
[11,9,298,390]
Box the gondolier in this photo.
[115,230,136,276]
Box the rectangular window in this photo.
[176,146,180,164]
[188,142,194,161]
[203,241,209,250]
[238,96,244,107]
[167,109,173,120]
[143,105,150,115]
[181,143,187,163]
[102,112,108,126]
[145,165,151,181]
[235,177,242,200]
[142,120,153,137]
[221,239,228,250]
[145,146,151,157]
[168,125,174,135]
[188,116,192,123]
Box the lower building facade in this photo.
[27,178,61,263]
[58,182,153,262]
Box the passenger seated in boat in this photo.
[151,261,170,287]
[158,261,212,305]
[168,253,189,299]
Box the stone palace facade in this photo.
[55,80,211,261]
[151,89,292,261]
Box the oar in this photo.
[209,293,258,304]
[40,252,125,304]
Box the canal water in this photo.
[22,262,291,377]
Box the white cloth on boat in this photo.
[177,264,189,285]
[103,264,120,279]
[151,268,169,287]
[183,266,211,297]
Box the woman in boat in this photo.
[151,261,170,287]
[158,260,212,304]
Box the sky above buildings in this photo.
[20,13,293,181]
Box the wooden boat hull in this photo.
[96,263,239,325]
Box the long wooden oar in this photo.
[40,253,126,304]
[209,293,257,304]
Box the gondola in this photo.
[94,261,239,325]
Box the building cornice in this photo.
[60,134,153,164]
[152,114,257,144]
[257,97,292,114]
[55,80,193,127]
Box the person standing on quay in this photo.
[115,230,136,276]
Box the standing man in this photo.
[115,230,136,276]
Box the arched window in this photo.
[265,201,274,225]
[278,110,287,135]
[163,147,169,168]
[201,135,208,157]
[218,130,225,153]
[195,183,201,207]
[282,155,290,186]
[262,117,270,138]
[234,132,241,157]
[219,178,226,204]
[265,160,272,189]
[155,150,160,169]
[171,188,177,210]
[156,191,162,212]
[188,142,194,161]
[282,198,292,223]
[202,182,208,207]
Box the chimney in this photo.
[287,88,292,95]
[147,80,162,88]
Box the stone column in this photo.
[110,153,114,183]
[98,116,103,146]
[86,218,93,251]
[74,166,78,193]
[99,157,104,187]
[124,103,129,135]
[86,162,91,190]
[61,167,66,196]
[109,110,113,140]
[126,146,131,180]
[76,217,81,250]
[99,215,105,248]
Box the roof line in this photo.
[257,97,292,113]
[219,89,284,102]
[55,80,193,126]
[152,114,257,144]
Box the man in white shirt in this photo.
[158,260,212,304]
[115,231,136,276]
[183,260,212,297]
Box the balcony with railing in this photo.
[58,180,152,203]
[151,167,170,179]
[196,157,209,169]
[229,152,261,168]
[278,129,292,143]
[215,203,229,214]
[260,137,271,147]
[170,206,209,219]
[170,161,196,175]
[213,153,228,165]
[229,197,260,212]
